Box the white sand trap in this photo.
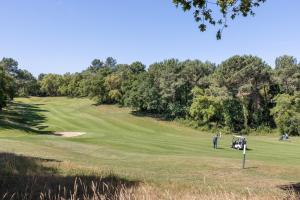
[53,132,86,137]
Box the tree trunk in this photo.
[241,98,249,129]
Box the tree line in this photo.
[0,55,299,135]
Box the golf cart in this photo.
[279,133,289,141]
[231,135,247,150]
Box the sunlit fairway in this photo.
[0,97,300,196]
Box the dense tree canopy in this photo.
[214,56,273,128]
[1,54,300,135]
[271,93,300,136]
[274,55,300,94]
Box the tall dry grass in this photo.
[0,152,298,200]
[1,177,299,200]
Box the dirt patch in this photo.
[53,132,86,137]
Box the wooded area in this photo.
[1,55,299,135]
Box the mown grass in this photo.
[0,97,299,199]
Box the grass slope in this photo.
[0,97,299,196]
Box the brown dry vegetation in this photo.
[0,152,299,200]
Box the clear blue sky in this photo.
[0,0,299,76]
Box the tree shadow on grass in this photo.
[0,152,140,200]
[0,102,52,135]
[278,182,300,198]
[130,110,172,122]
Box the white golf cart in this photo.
[231,135,247,150]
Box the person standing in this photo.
[212,134,218,149]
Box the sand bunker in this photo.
[53,132,86,137]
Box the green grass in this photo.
[0,97,299,195]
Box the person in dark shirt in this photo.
[212,134,218,149]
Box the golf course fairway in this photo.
[0,97,299,198]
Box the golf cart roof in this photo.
[232,135,245,138]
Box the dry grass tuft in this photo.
[2,181,299,200]
[0,152,299,200]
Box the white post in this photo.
[242,144,247,169]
